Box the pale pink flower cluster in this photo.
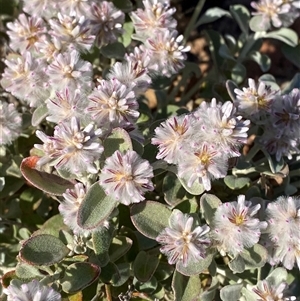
[266,196,300,270]
[156,210,210,267]
[235,80,300,161]
[152,98,250,191]
[212,195,267,257]
[251,0,300,29]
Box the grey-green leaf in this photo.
[130,201,172,239]
[200,193,221,225]
[19,234,69,266]
[32,103,48,126]
[220,283,243,301]
[133,251,159,282]
[229,5,250,35]
[77,182,118,230]
[264,28,298,47]
[224,175,250,190]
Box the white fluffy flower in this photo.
[178,142,229,191]
[47,50,93,92]
[266,196,300,270]
[156,210,210,267]
[151,114,195,164]
[35,117,103,175]
[1,52,50,107]
[212,195,267,257]
[99,150,154,205]
[4,279,61,301]
[0,101,22,146]
[86,78,139,129]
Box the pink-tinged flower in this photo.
[22,0,58,19]
[266,196,300,270]
[6,14,47,55]
[47,50,93,92]
[151,114,195,164]
[99,150,154,205]
[125,45,153,71]
[59,183,109,235]
[271,89,300,135]
[251,0,298,29]
[259,127,299,161]
[49,14,95,52]
[0,101,22,146]
[107,60,151,96]
[4,279,61,301]
[1,52,50,107]
[59,0,93,17]
[86,78,139,129]
[145,30,190,77]
[253,279,296,301]
[130,0,177,42]
[177,142,228,191]
[234,78,279,121]
[35,36,64,63]
[88,1,125,47]
[212,195,267,257]
[46,88,89,124]
[156,210,210,267]
[35,117,103,175]
[193,99,250,157]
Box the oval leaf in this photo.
[103,127,133,158]
[264,28,298,47]
[19,234,69,266]
[224,175,250,190]
[61,262,100,294]
[20,157,74,196]
[130,201,172,239]
[109,236,133,262]
[178,175,205,196]
[163,172,186,207]
[200,194,222,225]
[220,283,243,301]
[133,251,159,282]
[77,182,118,229]
[32,103,48,126]
[92,228,113,267]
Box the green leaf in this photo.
[31,103,48,126]
[133,251,159,282]
[195,7,231,27]
[176,252,215,276]
[258,74,280,91]
[172,271,201,301]
[249,15,270,32]
[248,51,270,72]
[112,262,131,287]
[120,21,134,47]
[103,127,133,158]
[266,267,288,285]
[163,172,186,207]
[282,44,300,69]
[220,284,243,301]
[130,201,172,239]
[77,182,118,230]
[229,5,250,35]
[282,72,300,93]
[112,0,132,12]
[154,261,174,282]
[133,276,158,294]
[20,157,74,196]
[228,255,245,273]
[231,63,246,84]
[226,80,239,101]
[224,175,250,190]
[35,214,68,237]
[19,234,69,266]
[200,193,221,225]
[61,262,100,294]
[200,276,219,301]
[109,236,133,262]
[240,244,268,268]
[0,176,24,198]
[92,228,113,267]
[15,263,44,280]
[100,42,126,59]
[264,28,298,47]
[178,174,205,196]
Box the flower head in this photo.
[0,101,22,146]
[178,142,229,191]
[212,195,267,257]
[4,279,61,301]
[156,210,210,267]
[86,78,139,129]
[22,0,58,19]
[6,14,47,55]
[99,150,154,205]
[234,78,279,121]
[88,1,125,47]
[35,117,103,175]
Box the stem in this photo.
[216,267,252,285]
[183,0,206,41]
[257,267,261,282]
[105,284,112,301]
